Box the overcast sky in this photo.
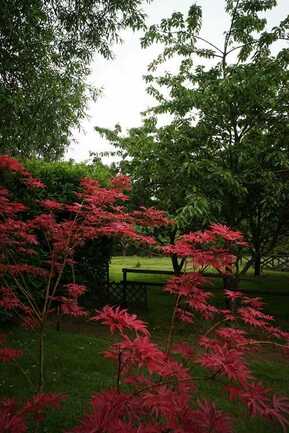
[66,0,288,164]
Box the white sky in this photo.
[66,0,288,164]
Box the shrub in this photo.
[1,156,289,433]
[0,158,114,293]
[0,155,170,391]
[69,226,289,432]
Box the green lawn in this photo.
[110,255,289,323]
[1,256,289,432]
[1,323,289,433]
[110,255,289,291]
[109,255,175,282]
[0,325,114,432]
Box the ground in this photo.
[1,256,289,432]
[110,256,289,324]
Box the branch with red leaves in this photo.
[81,227,289,433]
[0,155,171,392]
[2,156,289,433]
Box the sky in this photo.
[66,0,288,164]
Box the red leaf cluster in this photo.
[0,394,65,432]
[0,156,170,328]
[92,305,149,336]
[0,155,45,189]
[0,347,23,363]
[2,156,289,433]
[162,224,246,272]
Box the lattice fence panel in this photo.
[261,255,289,272]
[99,281,148,309]
[125,282,148,307]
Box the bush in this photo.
[1,158,114,290]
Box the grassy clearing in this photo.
[110,255,289,290]
[110,256,289,322]
[1,256,289,432]
[1,323,289,433]
[0,325,114,432]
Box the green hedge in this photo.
[24,159,111,200]
[1,159,114,305]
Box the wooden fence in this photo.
[261,255,289,272]
[91,267,289,311]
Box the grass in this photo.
[110,255,289,291]
[1,323,289,433]
[1,255,289,432]
[0,325,114,432]
[110,255,289,323]
[109,256,174,282]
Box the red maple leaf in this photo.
[192,400,233,433]
[0,347,23,363]
[91,306,149,336]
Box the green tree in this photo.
[98,0,289,275]
[0,0,148,160]
[96,119,214,273]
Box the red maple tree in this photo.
[0,155,170,392]
[1,156,289,433]
[75,226,289,433]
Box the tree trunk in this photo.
[254,250,262,276]
[239,256,254,275]
[38,327,45,392]
[169,228,184,275]
[121,242,128,256]
[171,255,183,275]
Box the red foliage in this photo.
[60,300,88,317]
[191,400,233,433]
[0,394,65,432]
[165,272,209,296]
[0,155,169,329]
[0,156,29,175]
[110,174,132,191]
[92,305,149,336]
[65,283,87,298]
[78,221,289,433]
[198,341,251,383]
[130,207,173,227]
[209,223,246,244]
[172,342,194,360]
[67,390,138,433]
[0,155,45,190]
[0,287,22,310]
[238,306,274,328]
[162,224,246,272]
[227,383,289,432]
[105,336,166,375]
[23,177,45,189]
[2,156,289,433]
[39,199,63,210]
[22,393,66,421]
[0,399,27,433]
[0,347,23,363]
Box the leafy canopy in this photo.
[0,0,149,160]
[97,0,289,274]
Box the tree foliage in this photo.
[98,0,289,274]
[0,0,149,159]
[0,155,170,392]
[0,159,114,290]
[1,163,289,432]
